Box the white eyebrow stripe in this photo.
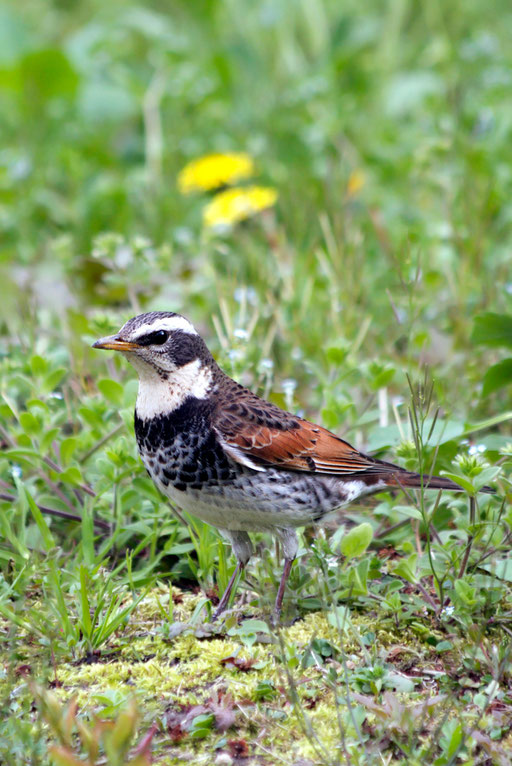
[132,316,198,339]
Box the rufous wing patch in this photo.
[215,407,378,475]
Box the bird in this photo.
[93,311,489,621]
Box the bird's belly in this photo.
[161,483,322,530]
[149,461,365,531]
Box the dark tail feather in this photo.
[390,471,463,491]
[384,470,494,494]
[364,455,495,494]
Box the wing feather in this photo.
[211,377,472,492]
[214,393,378,475]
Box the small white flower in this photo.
[173,227,193,245]
[282,378,297,409]
[282,378,297,394]
[114,244,133,268]
[233,287,257,305]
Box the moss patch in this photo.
[3,586,508,765]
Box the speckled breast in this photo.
[134,398,236,493]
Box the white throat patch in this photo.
[135,358,213,420]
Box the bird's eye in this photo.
[139,330,169,346]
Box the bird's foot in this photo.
[210,562,243,621]
[211,599,229,622]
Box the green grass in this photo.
[1,0,512,763]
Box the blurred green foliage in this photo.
[1,0,512,764]
[1,0,512,351]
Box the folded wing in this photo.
[214,395,380,474]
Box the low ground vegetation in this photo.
[1,1,512,763]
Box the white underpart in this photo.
[341,479,387,502]
[131,315,198,340]
[340,480,366,502]
[135,358,212,419]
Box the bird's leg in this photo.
[272,528,299,624]
[212,529,253,621]
[273,557,294,624]
[212,561,244,620]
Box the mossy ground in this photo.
[3,586,509,765]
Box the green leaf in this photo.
[346,558,370,595]
[26,398,49,412]
[340,523,373,559]
[4,448,40,461]
[79,406,104,428]
[436,640,453,652]
[40,427,60,454]
[59,466,83,485]
[81,502,95,567]
[326,345,348,365]
[473,465,501,490]
[480,559,512,582]
[454,579,476,605]
[227,619,270,647]
[79,565,93,639]
[60,437,79,466]
[42,367,66,393]
[232,618,270,635]
[391,552,418,584]
[24,486,55,551]
[188,712,214,738]
[48,561,76,641]
[393,504,424,521]
[20,49,79,102]
[482,358,512,397]
[97,598,146,649]
[19,411,41,435]
[463,411,512,435]
[440,718,463,758]
[320,407,341,431]
[440,472,475,494]
[30,354,47,375]
[471,312,512,349]
[98,379,124,405]
[386,671,415,693]
[0,602,33,632]
[0,400,16,418]
[368,361,395,390]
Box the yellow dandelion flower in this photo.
[177,152,255,194]
[203,186,278,229]
[347,169,365,196]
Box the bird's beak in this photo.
[92,335,140,352]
